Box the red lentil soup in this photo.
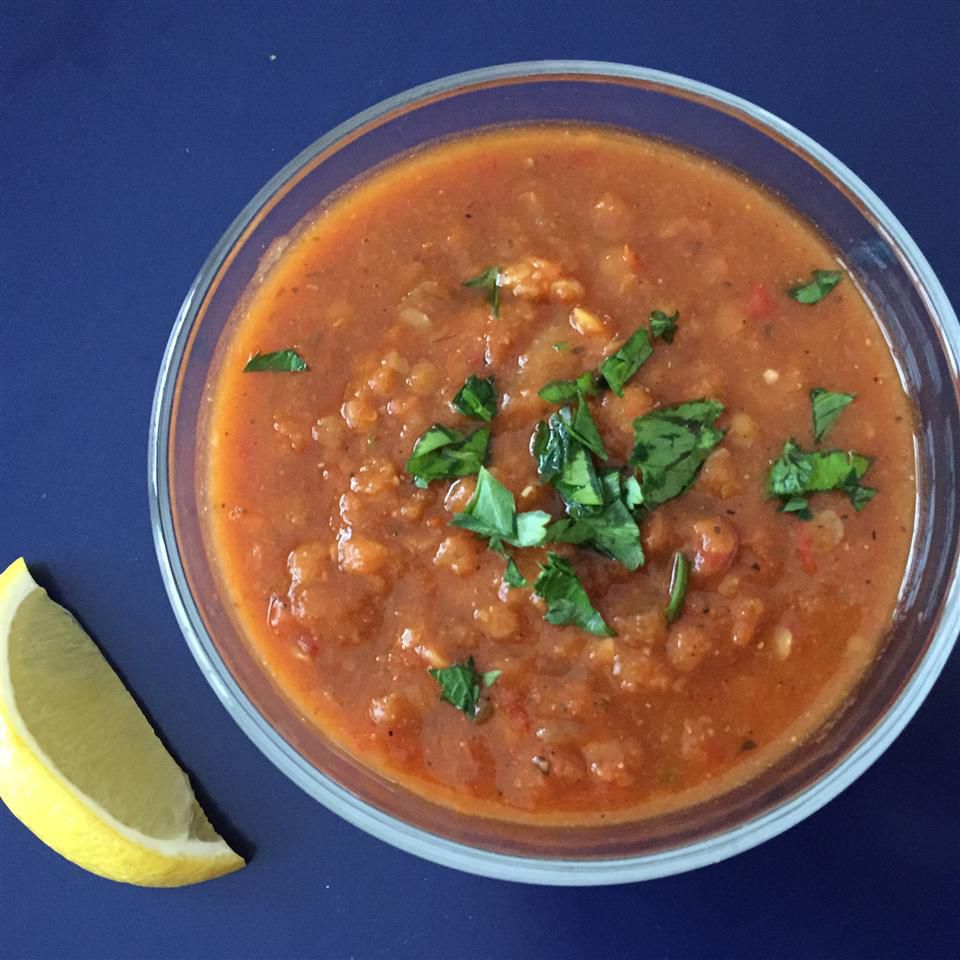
[204,126,915,825]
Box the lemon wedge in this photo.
[0,558,244,886]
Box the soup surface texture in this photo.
[205,126,915,823]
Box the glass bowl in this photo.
[148,62,960,884]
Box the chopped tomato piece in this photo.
[745,282,776,320]
[692,517,739,577]
[793,521,817,575]
[622,244,642,272]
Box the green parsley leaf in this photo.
[538,371,601,404]
[533,553,615,637]
[483,534,527,589]
[779,496,814,521]
[845,482,877,512]
[545,468,644,570]
[450,466,550,547]
[649,309,679,344]
[503,556,528,588]
[628,400,726,508]
[622,473,644,511]
[243,349,308,372]
[428,657,500,720]
[810,452,872,491]
[767,438,813,495]
[531,400,607,504]
[540,319,670,404]
[454,465,513,538]
[768,439,875,512]
[810,388,854,442]
[452,375,497,422]
[548,498,643,571]
[665,551,690,624]
[405,424,490,488]
[600,327,653,397]
[531,410,604,508]
[463,265,502,318]
[553,341,571,352]
[557,444,604,507]
[788,269,844,304]
[513,509,552,547]
[595,466,626,506]
[568,396,608,460]
[531,415,569,484]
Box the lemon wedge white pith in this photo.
[0,558,243,886]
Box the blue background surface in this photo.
[2,2,958,958]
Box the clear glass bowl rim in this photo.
[148,60,960,885]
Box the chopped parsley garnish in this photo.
[810,388,854,442]
[428,657,501,720]
[600,327,653,397]
[568,395,608,460]
[532,396,608,480]
[555,444,604,507]
[463,265,502,318]
[768,439,876,515]
[622,473,644,510]
[665,551,690,624]
[531,413,570,484]
[452,375,498,422]
[489,540,528,590]
[533,553,615,637]
[787,269,843,304]
[628,400,726,508]
[538,371,601,404]
[450,466,550,549]
[486,532,530,591]
[552,341,571,352]
[405,424,490,488]
[846,482,877,512]
[778,497,808,519]
[539,321,666,404]
[503,556,528,588]
[534,404,643,564]
[532,408,603,508]
[649,309,680,344]
[779,496,814,521]
[243,349,308,372]
[548,500,643,571]
[547,469,644,571]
